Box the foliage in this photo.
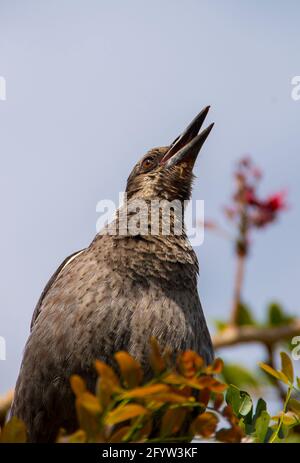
[57,339,234,443]
[258,352,300,443]
[1,342,300,443]
[221,363,259,389]
[224,347,300,444]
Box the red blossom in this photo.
[225,157,287,231]
[244,188,258,206]
[263,191,287,212]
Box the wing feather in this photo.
[30,249,85,330]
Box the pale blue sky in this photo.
[0,0,299,391]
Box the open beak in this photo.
[160,106,214,169]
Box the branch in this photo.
[213,320,300,349]
[230,253,246,325]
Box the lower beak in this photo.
[161,106,214,169]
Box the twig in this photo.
[230,253,246,325]
[269,384,292,443]
[213,320,300,349]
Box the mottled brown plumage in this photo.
[12,107,214,442]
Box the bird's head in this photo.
[126,106,214,203]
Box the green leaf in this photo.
[226,385,253,417]
[253,398,267,423]
[236,302,256,327]
[242,398,267,436]
[214,320,228,332]
[280,352,294,383]
[255,410,270,443]
[267,302,294,327]
[222,363,259,388]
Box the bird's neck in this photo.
[110,199,186,238]
[96,200,199,284]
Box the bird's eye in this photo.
[142,156,155,171]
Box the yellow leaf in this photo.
[0,417,27,443]
[177,351,204,378]
[96,377,113,409]
[205,358,224,375]
[95,360,120,389]
[114,351,143,388]
[75,404,104,442]
[149,337,166,374]
[77,391,102,415]
[70,375,86,396]
[105,404,148,425]
[258,362,290,385]
[272,411,299,426]
[190,412,218,438]
[163,372,188,385]
[197,376,227,392]
[120,384,170,400]
[0,390,14,426]
[151,392,193,404]
[280,352,294,383]
[57,429,87,443]
[163,372,226,392]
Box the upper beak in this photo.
[160,106,214,169]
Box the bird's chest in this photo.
[106,235,198,291]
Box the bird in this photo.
[12,106,214,442]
